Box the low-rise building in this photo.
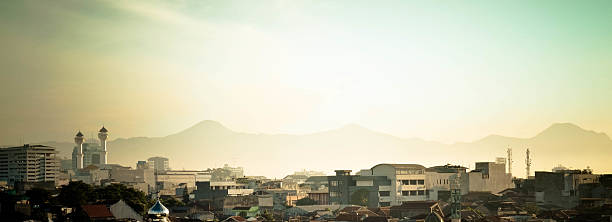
[425,164,469,201]
[370,164,428,206]
[110,165,155,192]
[467,160,514,194]
[328,169,392,207]
[535,169,599,209]
[307,189,330,205]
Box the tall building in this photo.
[72,126,109,170]
[147,156,170,173]
[0,144,58,186]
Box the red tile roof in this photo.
[392,201,438,209]
[82,204,114,218]
[229,216,247,222]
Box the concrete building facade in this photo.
[425,164,469,201]
[0,144,58,186]
[327,170,392,207]
[535,170,599,209]
[147,156,170,173]
[370,164,429,206]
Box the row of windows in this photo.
[401,180,425,185]
[402,190,427,196]
[437,179,450,185]
[395,169,424,175]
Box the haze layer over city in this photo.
[2,0,612,178]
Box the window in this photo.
[410,180,417,185]
[380,202,390,207]
[402,191,409,196]
[418,190,425,196]
[330,181,338,186]
[418,180,424,185]
[402,180,410,185]
[330,192,338,197]
[379,191,390,196]
[409,191,417,196]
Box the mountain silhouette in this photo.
[41,120,612,178]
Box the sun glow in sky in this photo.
[1,0,612,144]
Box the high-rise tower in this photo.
[98,126,108,165]
[74,131,85,169]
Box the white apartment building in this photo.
[371,164,428,206]
[0,144,58,186]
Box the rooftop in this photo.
[372,163,426,169]
[82,204,114,219]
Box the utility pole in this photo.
[525,148,532,178]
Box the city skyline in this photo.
[22,120,612,179]
[1,1,612,220]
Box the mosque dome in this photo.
[147,200,169,215]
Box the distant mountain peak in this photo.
[548,122,583,130]
[539,122,585,135]
[534,122,608,140]
[172,120,232,136]
[193,120,226,128]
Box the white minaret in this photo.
[98,126,108,165]
[74,131,85,169]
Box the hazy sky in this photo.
[1,0,611,145]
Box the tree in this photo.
[161,197,185,208]
[295,197,317,206]
[26,188,54,221]
[350,189,369,206]
[94,183,152,215]
[26,188,52,206]
[57,182,152,215]
[57,181,95,207]
[259,211,275,221]
[0,190,27,221]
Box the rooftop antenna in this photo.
[507,146,513,175]
[525,148,532,178]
